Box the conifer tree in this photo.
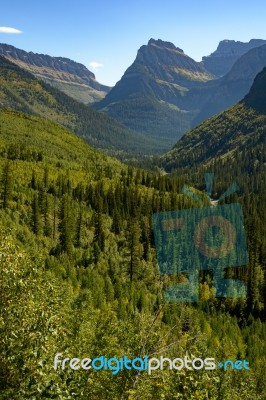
[43,166,49,190]
[128,217,142,282]
[93,196,105,252]
[58,194,74,255]
[31,193,42,235]
[75,206,83,247]
[1,161,12,209]
[30,170,37,190]
[43,193,52,237]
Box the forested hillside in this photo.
[0,56,164,158]
[162,66,266,179]
[0,109,265,399]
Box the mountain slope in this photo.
[193,44,266,126]
[162,67,266,178]
[3,109,265,400]
[94,39,214,143]
[0,55,164,156]
[0,43,110,104]
[202,39,266,77]
[0,109,123,171]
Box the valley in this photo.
[0,36,266,399]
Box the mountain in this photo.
[202,39,266,77]
[0,43,111,104]
[193,44,266,126]
[3,40,266,159]
[94,38,266,148]
[162,67,266,182]
[0,55,164,156]
[94,39,214,144]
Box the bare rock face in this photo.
[135,39,212,87]
[0,44,111,104]
[202,39,266,77]
[93,39,214,142]
[193,43,266,126]
[162,65,266,173]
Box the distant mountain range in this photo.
[193,43,266,126]
[202,39,266,77]
[161,66,266,186]
[0,43,111,104]
[94,38,266,146]
[1,39,266,157]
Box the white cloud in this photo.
[0,27,23,34]
[89,61,104,71]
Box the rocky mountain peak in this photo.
[135,39,210,78]
[147,38,184,53]
[202,38,266,77]
[0,43,96,80]
[216,39,266,53]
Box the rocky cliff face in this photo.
[99,38,213,105]
[94,39,214,142]
[0,44,110,104]
[162,66,266,172]
[202,39,266,77]
[137,38,213,87]
[193,43,266,126]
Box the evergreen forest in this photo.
[0,108,265,399]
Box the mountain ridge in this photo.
[0,43,111,104]
[94,38,266,148]
[94,38,214,145]
[193,43,266,126]
[0,55,164,157]
[202,38,266,77]
[161,66,266,177]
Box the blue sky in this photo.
[1,0,266,86]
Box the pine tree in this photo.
[111,210,122,234]
[128,217,142,282]
[31,193,42,235]
[43,166,49,191]
[94,209,105,252]
[30,170,37,190]
[43,193,52,237]
[58,194,74,255]
[93,196,105,252]
[75,206,83,247]
[1,161,12,209]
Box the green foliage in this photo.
[0,109,265,398]
[0,160,12,208]
[0,233,73,398]
[163,102,266,174]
